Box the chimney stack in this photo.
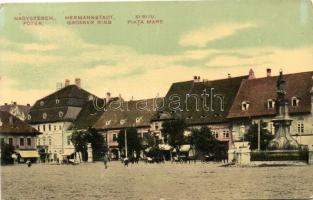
[248,69,255,80]
[193,76,200,82]
[228,73,231,78]
[26,103,30,107]
[13,102,17,105]
[106,92,111,103]
[75,78,81,88]
[266,68,272,77]
[65,79,70,87]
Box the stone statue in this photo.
[268,70,299,150]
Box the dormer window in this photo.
[43,113,47,119]
[267,99,275,109]
[200,115,206,118]
[241,101,250,111]
[186,116,193,120]
[120,119,126,125]
[135,117,142,123]
[58,111,64,118]
[40,101,44,106]
[56,99,60,104]
[88,95,94,101]
[27,114,31,120]
[105,120,111,125]
[291,97,299,107]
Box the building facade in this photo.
[227,70,313,148]
[28,79,97,162]
[0,111,41,161]
[94,98,162,159]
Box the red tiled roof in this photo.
[0,111,41,135]
[227,71,313,119]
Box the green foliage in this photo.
[71,130,88,161]
[1,141,15,165]
[142,132,156,148]
[244,121,274,150]
[85,128,107,161]
[118,127,142,156]
[71,128,107,161]
[161,118,187,150]
[190,126,222,155]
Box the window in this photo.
[38,138,41,145]
[54,125,56,131]
[43,125,46,132]
[49,138,52,145]
[0,138,4,144]
[186,116,193,120]
[297,121,304,133]
[59,125,62,130]
[112,133,117,142]
[268,122,275,134]
[212,130,218,139]
[223,130,230,138]
[105,120,111,126]
[48,124,51,131]
[43,113,47,119]
[27,138,31,146]
[136,117,142,123]
[40,101,44,106]
[37,125,40,131]
[43,137,46,145]
[120,119,126,125]
[292,97,299,107]
[56,99,60,104]
[20,138,25,146]
[58,111,64,118]
[67,136,71,145]
[155,123,159,130]
[242,101,250,111]
[8,138,13,146]
[267,99,275,109]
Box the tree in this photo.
[161,118,187,151]
[85,128,107,161]
[244,121,274,150]
[71,130,88,162]
[190,126,222,156]
[117,127,142,157]
[1,141,15,165]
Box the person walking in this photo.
[103,154,108,169]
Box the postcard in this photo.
[0,0,313,199]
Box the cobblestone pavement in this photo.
[1,162,313,200]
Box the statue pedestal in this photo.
[228,148,236,163]
[237,146,251,165]
[87,143,93,162]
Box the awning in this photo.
[180,145,191,152]
[158,144,172,151]
[62,149,75,156]
[19,150,39,158]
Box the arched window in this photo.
[241,101,250,111]
[267,99,275,109]
[291,96,299,107]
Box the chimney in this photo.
[248,69,255,80]
[26,103,30,107]
[106,92,111,103]
[4,103,7,106]
[13,102,17,105]
[193,76,200,82]
[228,73,231,78]
[75,78,81,88]
[65,79,70,87]
[266,68,271,77]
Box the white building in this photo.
[28,78,96,162]
[227,70,313,148]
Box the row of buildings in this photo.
[1,69,313,162]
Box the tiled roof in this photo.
[94,98,163,130]
[227,71,313,119]
[0,111,41,135]
[155,76,247,126]
[28,85,96,124]
[0,104,31,121]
